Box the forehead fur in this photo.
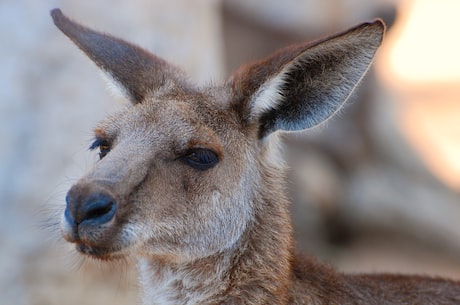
[95,84,247,152]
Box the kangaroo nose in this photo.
[65,190,117,226]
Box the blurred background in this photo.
[1,0,459,304]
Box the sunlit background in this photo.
[0,0,459,304]
[377,0,460,190]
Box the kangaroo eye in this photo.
[184,148,219,171]
[98,144,111,159]
[90,139,111,159]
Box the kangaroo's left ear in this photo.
[230,20,385,138]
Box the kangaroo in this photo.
[51,8,460,305]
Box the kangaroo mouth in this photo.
[61,207,130,261]
[74,241,126,261]
[61,225,122,260]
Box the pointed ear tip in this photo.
[365,19,387,40]
[50,8,66,26]
[352,19,386,46]
[50,8,62,19]
[370,18,386,32]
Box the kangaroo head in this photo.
[52,9,384,262]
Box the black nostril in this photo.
[86,202,113,220]
[66,190,117,226]
[80,193,117,225]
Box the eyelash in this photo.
[89,138,111,159]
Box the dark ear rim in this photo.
[305,18,385,53]
[50,8,186,104]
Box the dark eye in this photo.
[183,148,219,170]
[89,139,111,159]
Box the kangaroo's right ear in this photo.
[51,8,185,104]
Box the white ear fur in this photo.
[249,67,290,120]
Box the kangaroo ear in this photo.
[51,8,185,104]
[231,20,385,138]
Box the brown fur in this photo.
[51,8,460,305]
